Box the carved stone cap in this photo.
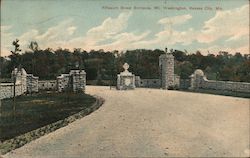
[194,69,204,76]
[120,63,133,76]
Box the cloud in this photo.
[36,19,75,41]
[23,19,76,48]
[155,28,197,45]
[84,12,132,46]
[132,14,195,48]
[198,4,249,43]
[1,25,15,56]
[194,4,249,54]
[158,14,192,26]
[94,31,151,51]
[132,5,249,54]
[1,19,78,55]
[1,5,249,57]
[197,44,249,55]
[51,12,135,51]
[61,11,145,51]
[67,26,77,35]
[18,29,39,48]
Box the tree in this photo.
[10,39,22,68]
[28,41,39,52]
[178,61,194,79]
[10,39,22,125]
[173,50,186,62]
[1,46,249,83]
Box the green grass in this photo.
[0,92,96,141]
[181,89,250,98]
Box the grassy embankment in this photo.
[0,92,96,141]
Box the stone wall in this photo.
[0,77,24,100]
[0,68,27,100]
[179,79,191,89]
[1,68,86,99]
[135,75,179,88]
[0,68,39,99]
[38,80,56,91]
[135,76,141,87]
[139,79,161,88]
[190,69,250,93]
[135,74,180,88]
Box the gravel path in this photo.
[3,86,250,157]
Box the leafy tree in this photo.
[173,50,186,62]
[28,41,39,52]
[1,44,249,83]
[178,61,194,79]
[9,39,22,70]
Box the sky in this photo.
[1,0,249,57]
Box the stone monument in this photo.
[159,48,175,89]
[117,63,135,90]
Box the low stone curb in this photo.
[0,95,104,155]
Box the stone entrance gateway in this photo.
[0,68,87,100]
[117,48,180,90]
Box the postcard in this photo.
[0,0,249,157]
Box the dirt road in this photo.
[3,86,250,157]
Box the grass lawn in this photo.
[181,89,250,98]
[0,92,96,141]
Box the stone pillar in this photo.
[11,68,27,94]
[70,70,86,92]
[21,68,27,93]
[174,74,180,88]
[189,69,205,90]
[135,76,141,87]
[159,50,175,89]
[189,74,195,90]
[26,74,39,93]
[117,75,121,89]
[57,74,70,92]
[117,63,135,90]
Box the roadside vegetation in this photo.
[1,41,249,84]
[0,92,96,141]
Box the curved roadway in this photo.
[3,86,250,157]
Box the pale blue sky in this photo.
[1,0,249,56]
